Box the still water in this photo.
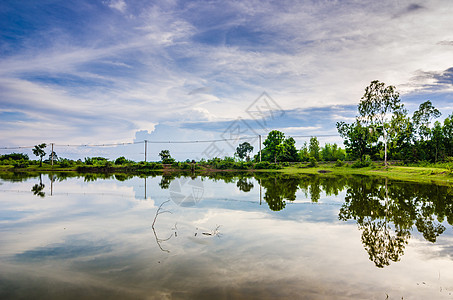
[1,172,453,299]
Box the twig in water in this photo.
[152,200,173,253]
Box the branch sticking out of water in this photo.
[152,200,173,253]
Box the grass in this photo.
[278,162,453,186]
[1,161,452,186]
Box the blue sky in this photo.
[1,0,453,161]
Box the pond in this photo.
[1,172,453,299]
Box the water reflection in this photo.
[31,174,45,197]
[1,172,453,298]
[2,171,453,270]
[339,177,453,268]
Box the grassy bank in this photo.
[279,163,453,185]
[0,162,452,185]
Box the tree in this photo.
[32,143,47,167]
[280,137,299,162]
[412,100,441,141]
[298,142,310,161]
[337,121,377,161]
[358,80,404,166]
[158,150,175,164]
[309,136,320,161]
[430,121,445,162]
[263,130,285,163]
[236,142,254,161]
[387,111,413,161]
[262,131,299,163]
[443,113,453,157]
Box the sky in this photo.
[1,0,453,161]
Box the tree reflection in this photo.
[236,178,254,192]
[359,217,409,268]
[159,174,178,189]
[258,175,299,211]
[31,183,45,197]
[255,174,348,211]
[339,177,453,268]
[31,174,45,197]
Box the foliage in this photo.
[0,153,29,162]
[58,158,75,168]
[254,161,282,169]
[84,157,108,166]
[358,80,404,165]
[321,143,346,161]
[351,155,373,168]
[159,150,175,164]
[337,81,452,164]
[335,159,344,167]
[32,143,47,167]
[307,157,318,167]
[262,130,299,163]
[298,142,310,162]
[309,137,320,161]
[236,142,254,161]
[412,100,442,141]
[337,121,378,161]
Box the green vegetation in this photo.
[235,142,254,161]
[32,143,47,167]
[337,81,453,164]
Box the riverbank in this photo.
[0,162,452,185]
[279,164,453,185]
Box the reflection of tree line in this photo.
[255,174,349,210]
[339,177,453,268]
[12,171,453,268]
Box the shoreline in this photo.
[0,163,451,185]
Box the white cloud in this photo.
[105,0,127,13]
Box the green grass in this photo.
[1,161,452,186]
[278,163,453,185]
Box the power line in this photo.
[0,133,339,150]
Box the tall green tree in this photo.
[309,136,320,160]
[298,142,310,162]
[387,111,413,161]
[358,80,404,166]
[280,137,299,162]
[412,100,441,141]
[431,121,445,162]
[236,142,254,161]
[263,130,285,163]
[337,121,377,161]
[443,113,453,157]
[262,131,299,163]
[32,143,47,167]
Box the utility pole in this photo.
[144,140,148,162]
[259,135,262,162]
[51,143,54,167]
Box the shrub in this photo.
[254,161,282,169]
[335,159,344,167]
[162,158,175,164]
[308,157,318,167]
[12,159,29,168]
[115,156,133,165]
[0,153,29,162]
[351,155,372,168]
[59,158,74,168]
